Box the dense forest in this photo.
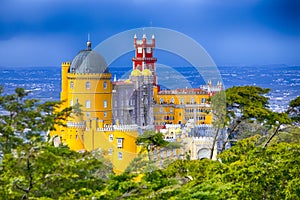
[0,86,299,199]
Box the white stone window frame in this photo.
[86,100,91,108]
[117,138,123,148]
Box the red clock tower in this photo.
[132,34,157,85]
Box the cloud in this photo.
[0,0,299,66]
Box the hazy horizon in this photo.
[0,0,299,67]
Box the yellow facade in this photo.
[51,58,140,172]
[51,38,219,172]
[153,90,212,125]
[67,73,112,124]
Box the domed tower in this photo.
[67,38,112,124]
[58,38,113,151]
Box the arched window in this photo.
[191,98,195,104]
[171,97,175,104]
[104,100,107,108]
[180,98,184,104]
[104,81,107,89]
[160,98,164,104]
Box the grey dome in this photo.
[69,50,108,74]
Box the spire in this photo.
[152,34,155,39]
[87,33,92,50]
[114,74,117,82]
[134,34,137,39]
[142,34,147,39]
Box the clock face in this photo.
[146,47,152,53]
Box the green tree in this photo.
[0,141,113,199]
[135,130,169,162]
[221,86,271,151]
[210,90,227,159]
[0,87,72,155]
[263,96,299,148]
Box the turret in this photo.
[132,34,157,85]
[152,34,155,48]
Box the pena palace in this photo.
[51,34,223,172]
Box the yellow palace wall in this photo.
[153,93,212,125]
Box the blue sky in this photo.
[0,0,299,67]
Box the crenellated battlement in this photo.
[62,61,71,66]
[134,34,155,48]
[67,121,86,129]
[96,124,139,132]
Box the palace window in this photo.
[173,148,177,156]
[86,100,91,108]
[160,150,164,158]
[137,47,142,53]
[171,98,175,104]
[108,148,113,155]
[146,47,152,53]
[191,98,195,104]
[104,112,107,117]
[160,107,163,113]
[109,134,114,142]
[104,100,107,108]
[160,98,164,104]
[86,81,91,90]
[117,138,124,148]
[180,98,184,104]
[202,98,206,103]
[104,81,107,89]
[70,99,73,106]
[86,112,90,118]
[70,81,74,89]
[118,152,123,160]
[167,150,170,157]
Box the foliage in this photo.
[0,87,73,155]
[0,87,113,199]
[1,86,300,199]
[136,130,169,161]
[221,86,297,150]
